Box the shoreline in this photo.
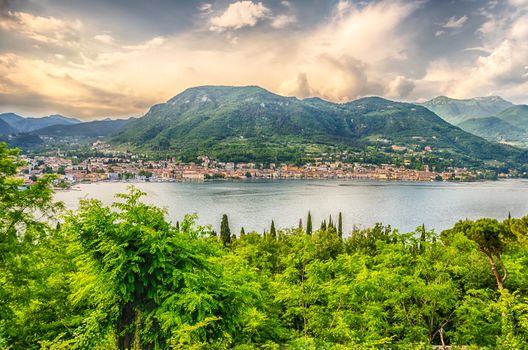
[53,176,525,191]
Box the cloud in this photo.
[6,0,528,117]
[94,33,115,44]
[386,75,415,98]
[0,11,82,46]
[271,15,296,29]
[0,0,420,118]
[199,3,213,14]
[209,1,271,31]
[281,0,418,101]
[435,30,445,37]
[421,10,528,101]
[279,72,314,98]
[509,0,528,8]
[442,15,468,29]
[0,53,155,118]
[123,36,167,50]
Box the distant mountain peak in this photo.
[421,95,514,125]
[168,85,279,103]
[0,112,81,133]
[474,95,506,101]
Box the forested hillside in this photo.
[2,142,528,349]
[111,86,520,167]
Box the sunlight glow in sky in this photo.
[1,0,528,119]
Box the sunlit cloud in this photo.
[1,0,527,118]
[442,15,468,29]
[209,1,271,31]
[123,36,167,50]
[271,15,296,29]
[94,34,115,45]
[0,10,82,46]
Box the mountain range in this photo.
[2,86,527,168]
[33,118,135,137]
[110,86,519,166]
[421,97,528,146]
[0,113,134,138]
[420,96,514,125]
[0,113,81,133]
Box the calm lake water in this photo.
[54,179,528,235]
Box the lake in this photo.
[54,179,528,235]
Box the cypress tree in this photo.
[270,220,277,239]
[175,221,180,231]
[338,212,343,237]
[321,219,327,231]
[240,227,246,237]
[328,215,334,229]
[220,214,231,246]
[419,224,426,253]
[306,211,313,235]
[298,218,303,231]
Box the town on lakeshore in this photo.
[16,141,511,187]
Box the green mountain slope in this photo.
[458,117,527,144]
[421,96,513,125]
[497,105,528,130]
[33,118,134,137]
[111,86,520,166]
[0,118,16,135]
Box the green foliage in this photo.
[2,141,528,348]
[0,142,70,349]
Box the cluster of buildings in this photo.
[16,154,490,186]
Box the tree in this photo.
[306,211,313,235]
[320,219,327,231]
[240,227,246,237]
[298,218,303,231]
[270,220,277,239]
[420,224,426,253]
[338,212,343,238]
[220,214,232,246]
[64,188,258,349]
[0,143,66,348]
[443,219,511,291]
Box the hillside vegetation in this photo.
[111,86,520,168]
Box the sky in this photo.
[1,0,528,119]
